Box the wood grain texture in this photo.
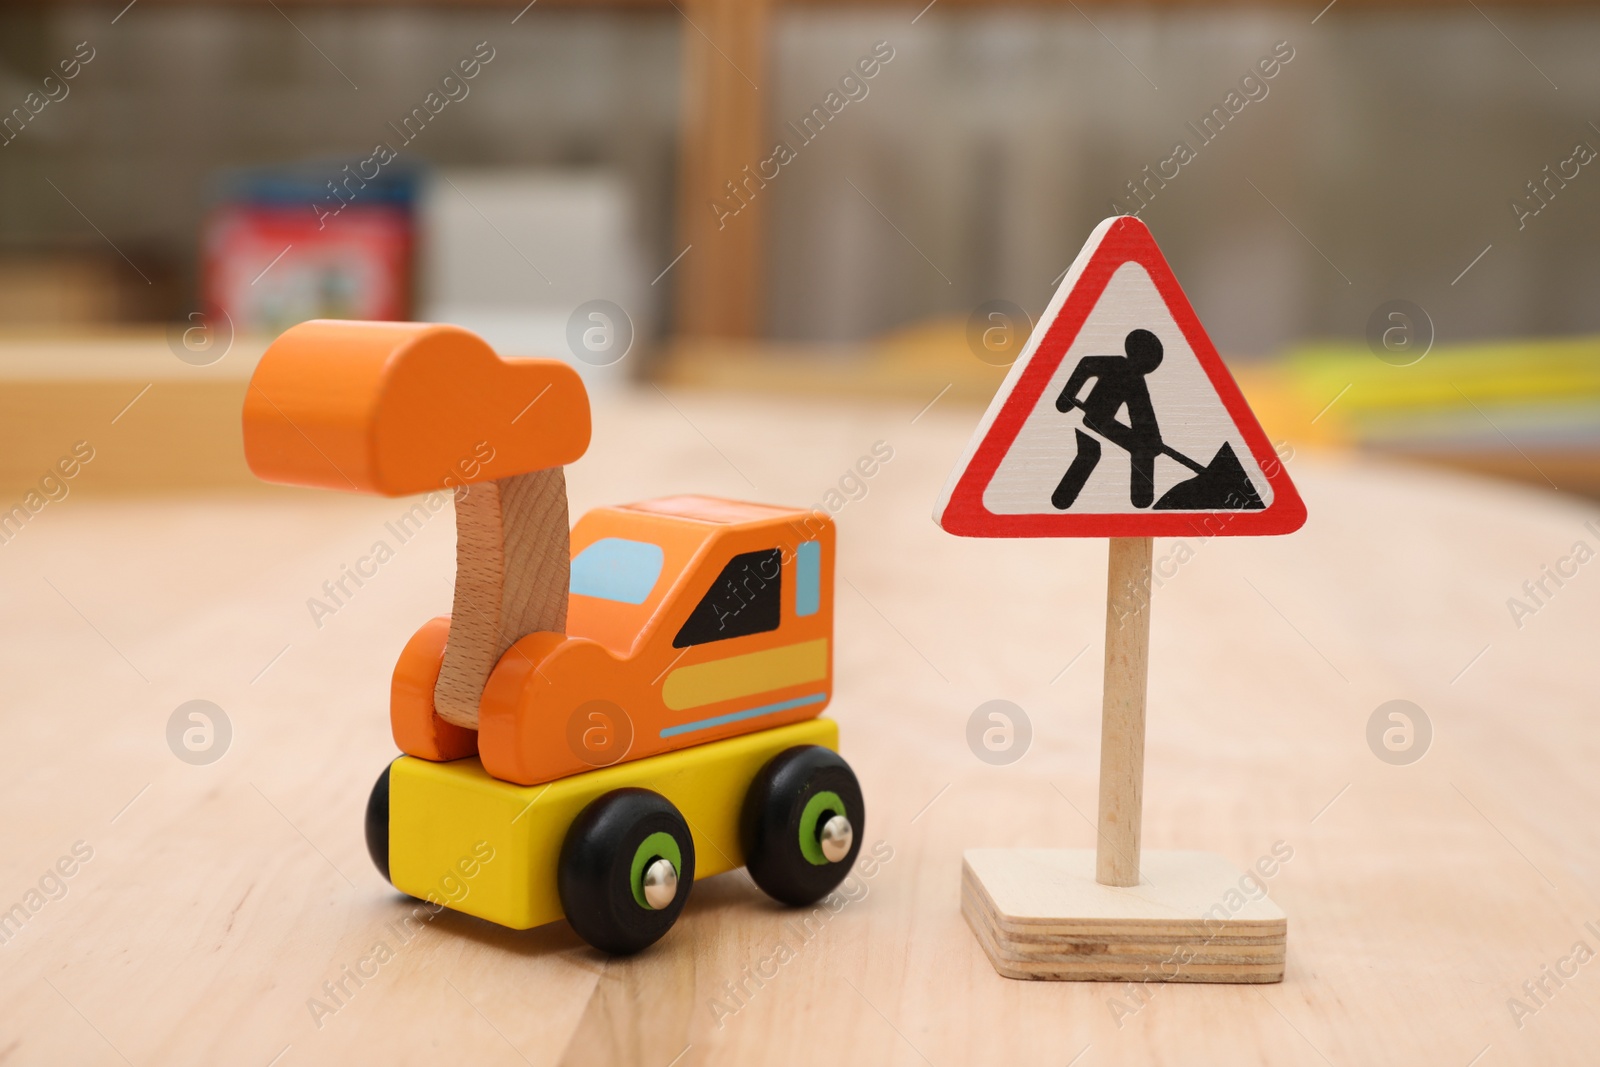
[672,0,771,339]
[434,469,570,728]
[3,390,1599,1065]
[962,849,1286,982]
[1097,536,1152,887]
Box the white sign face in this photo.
[982,261,1273,517]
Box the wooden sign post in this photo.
[938,216,1306,982]
[1098,535,1151,889]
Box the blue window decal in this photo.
[795,540,821,617]
[570,538,664,605]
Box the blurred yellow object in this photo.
[1248,335,1600,496]
[1274,336,1600,449]
[1289,336,1600,409]
[1227,362,1350,451]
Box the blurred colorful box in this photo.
[202,163,417,336]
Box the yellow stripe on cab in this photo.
[662,638,829,711]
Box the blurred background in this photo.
[1,0,1597,496]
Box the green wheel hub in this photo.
[630,831,682,909]
[798,790,845,866]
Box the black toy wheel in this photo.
[740,746,864,906]
[364,762,392,884]
[558,788,696,954]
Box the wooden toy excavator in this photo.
[243,319,864,954]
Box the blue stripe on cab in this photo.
[660,692,828,738]
[795,540,821,617]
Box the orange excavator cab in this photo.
[474,495,836,785]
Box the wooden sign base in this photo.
[961,849,1286,983]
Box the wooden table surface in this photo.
[3,388,1598,1067]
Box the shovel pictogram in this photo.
[1056,388,1264,512]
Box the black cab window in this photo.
[673,549,783,648]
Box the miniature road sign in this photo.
[935,214,1305,539]
[938,215,1305,982]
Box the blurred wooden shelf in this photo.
[5,329,1598,502]
[657,322,1007,405]
[0,330,265,494]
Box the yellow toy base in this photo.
[388,717,839,930]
